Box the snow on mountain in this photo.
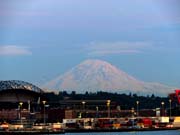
[43,59,175,96]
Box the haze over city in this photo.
[0,0,180,90]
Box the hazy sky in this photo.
[0,0,180,87]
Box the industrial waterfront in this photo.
[0,80,180,134]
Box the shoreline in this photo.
[0,127,180,134]
[0,130,65,135]
[65,127,180,133]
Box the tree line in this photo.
[42,91,177,110]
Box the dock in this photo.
[0,130,65,135]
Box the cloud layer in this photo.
[0,45,32,56]
[86,41,151,56]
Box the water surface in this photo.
[64,130,180,135]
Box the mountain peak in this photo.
[77,59,119,73]
[74,59,125,77]
[44,59,174,95]
[79,59,114,66]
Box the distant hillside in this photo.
[43,59,175,96]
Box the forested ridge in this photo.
[43,91,175,110]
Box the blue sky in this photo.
[0,0,180,88]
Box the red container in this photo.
[142,118,152,128]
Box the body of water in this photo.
[64,130,180,135]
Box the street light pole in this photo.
[82,101,86,118]
[136,101,139,117]
[42,100,46,126]
[131,107,135,127]
[131,107,134,117]
[96,106,99,118]
[106,100,111,118]
[19,102,23,126]
[28,100,30,112]
[161,102,164,116]
[169,99,172,117]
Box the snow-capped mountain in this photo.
[44,59,175,96]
